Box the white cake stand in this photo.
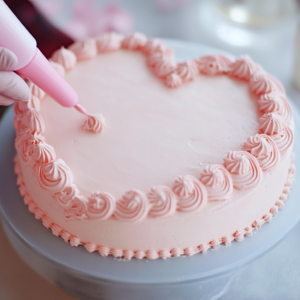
[1,41,300,300]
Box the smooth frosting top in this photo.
[39,50,259,199]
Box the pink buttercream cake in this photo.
[14,32,295,260]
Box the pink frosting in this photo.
[196,55,232,75]
[95,32,124,53]
[17,132,44,163]
[87,192,116,220]
[173,175,207,212]
[27,95,40,111]
[49,60,65,77]
[31,142,56,163]
[200,164,233,201]
[259,112,284,135]
[249,73,280,96]
[68,38,98,61]
[143,39,164,55]
[50,47,77,71]
[176,61,198,82]
[65,195,88,221]
[114,190,150,222]
[54,184,79,209]
[25,79,46,100]
[14,100,28,117]
[229,55,260,81]
[244,134,280,171]
[258,93,292,125]
[83,114,106,133]
[153,57,176,78]
[164,72,182,88]
[224,151,263,190]
[271,124,294,152]
[147,47,174,68]
[38,158,74,193]
[121,32,147,50]
[21,108,45,134]
[148,186,177,217]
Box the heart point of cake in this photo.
[14,32,295,259]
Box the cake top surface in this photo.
[14,32,293,222]
[41,50,258,198]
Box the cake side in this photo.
[14,33,295,259]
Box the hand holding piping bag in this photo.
[0,0,88,115]
[0,47,31,106]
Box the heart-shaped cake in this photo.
[14,32,295,260]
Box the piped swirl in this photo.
[83,114,106,133]
[50,47,77,71]
[173,175,207,212]
[176,61,198,82]
[38,159,74,193]
[68,38,98,61]
[243,134,280,171]
[148,186,177,217]
[114,190,150,222]
[87,192,116,220]
[224,151,263,190]
[95,32,123,53]
[196,55,232,75]
[200,164,233,201]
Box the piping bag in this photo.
[0,0,88,116]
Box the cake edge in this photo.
[14,154,295,260]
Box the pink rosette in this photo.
[16,132,45,163]
[271,124,293,152]
[49,60,65,77]
[147,47,174,68]
[95,32,124,53]
[143,38,164,55]
[176,61,198,82]
[259,112,284,136]
[25,79,45,100]
[114,190,150,222]
[249,72,281,96]
[173,175,207,212]
[148,186,177,218]
[54,184,79,208]
[229,55,260,81]
[30,142,56,164]
[153,57,176,78]
[224,151,263,190]
[121,32,147,50]
[200,164,233,201]
[68,38,97,61]
[38,158,74,193]
[164,72,182,88]
[65,195,88,221]
[21,108,45,134]
[50,47,77,71]
[243,134,280,171]
[83,114,106,133]
[87,192,116,220]
[196,55,232,75]
[258,93,292,125]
